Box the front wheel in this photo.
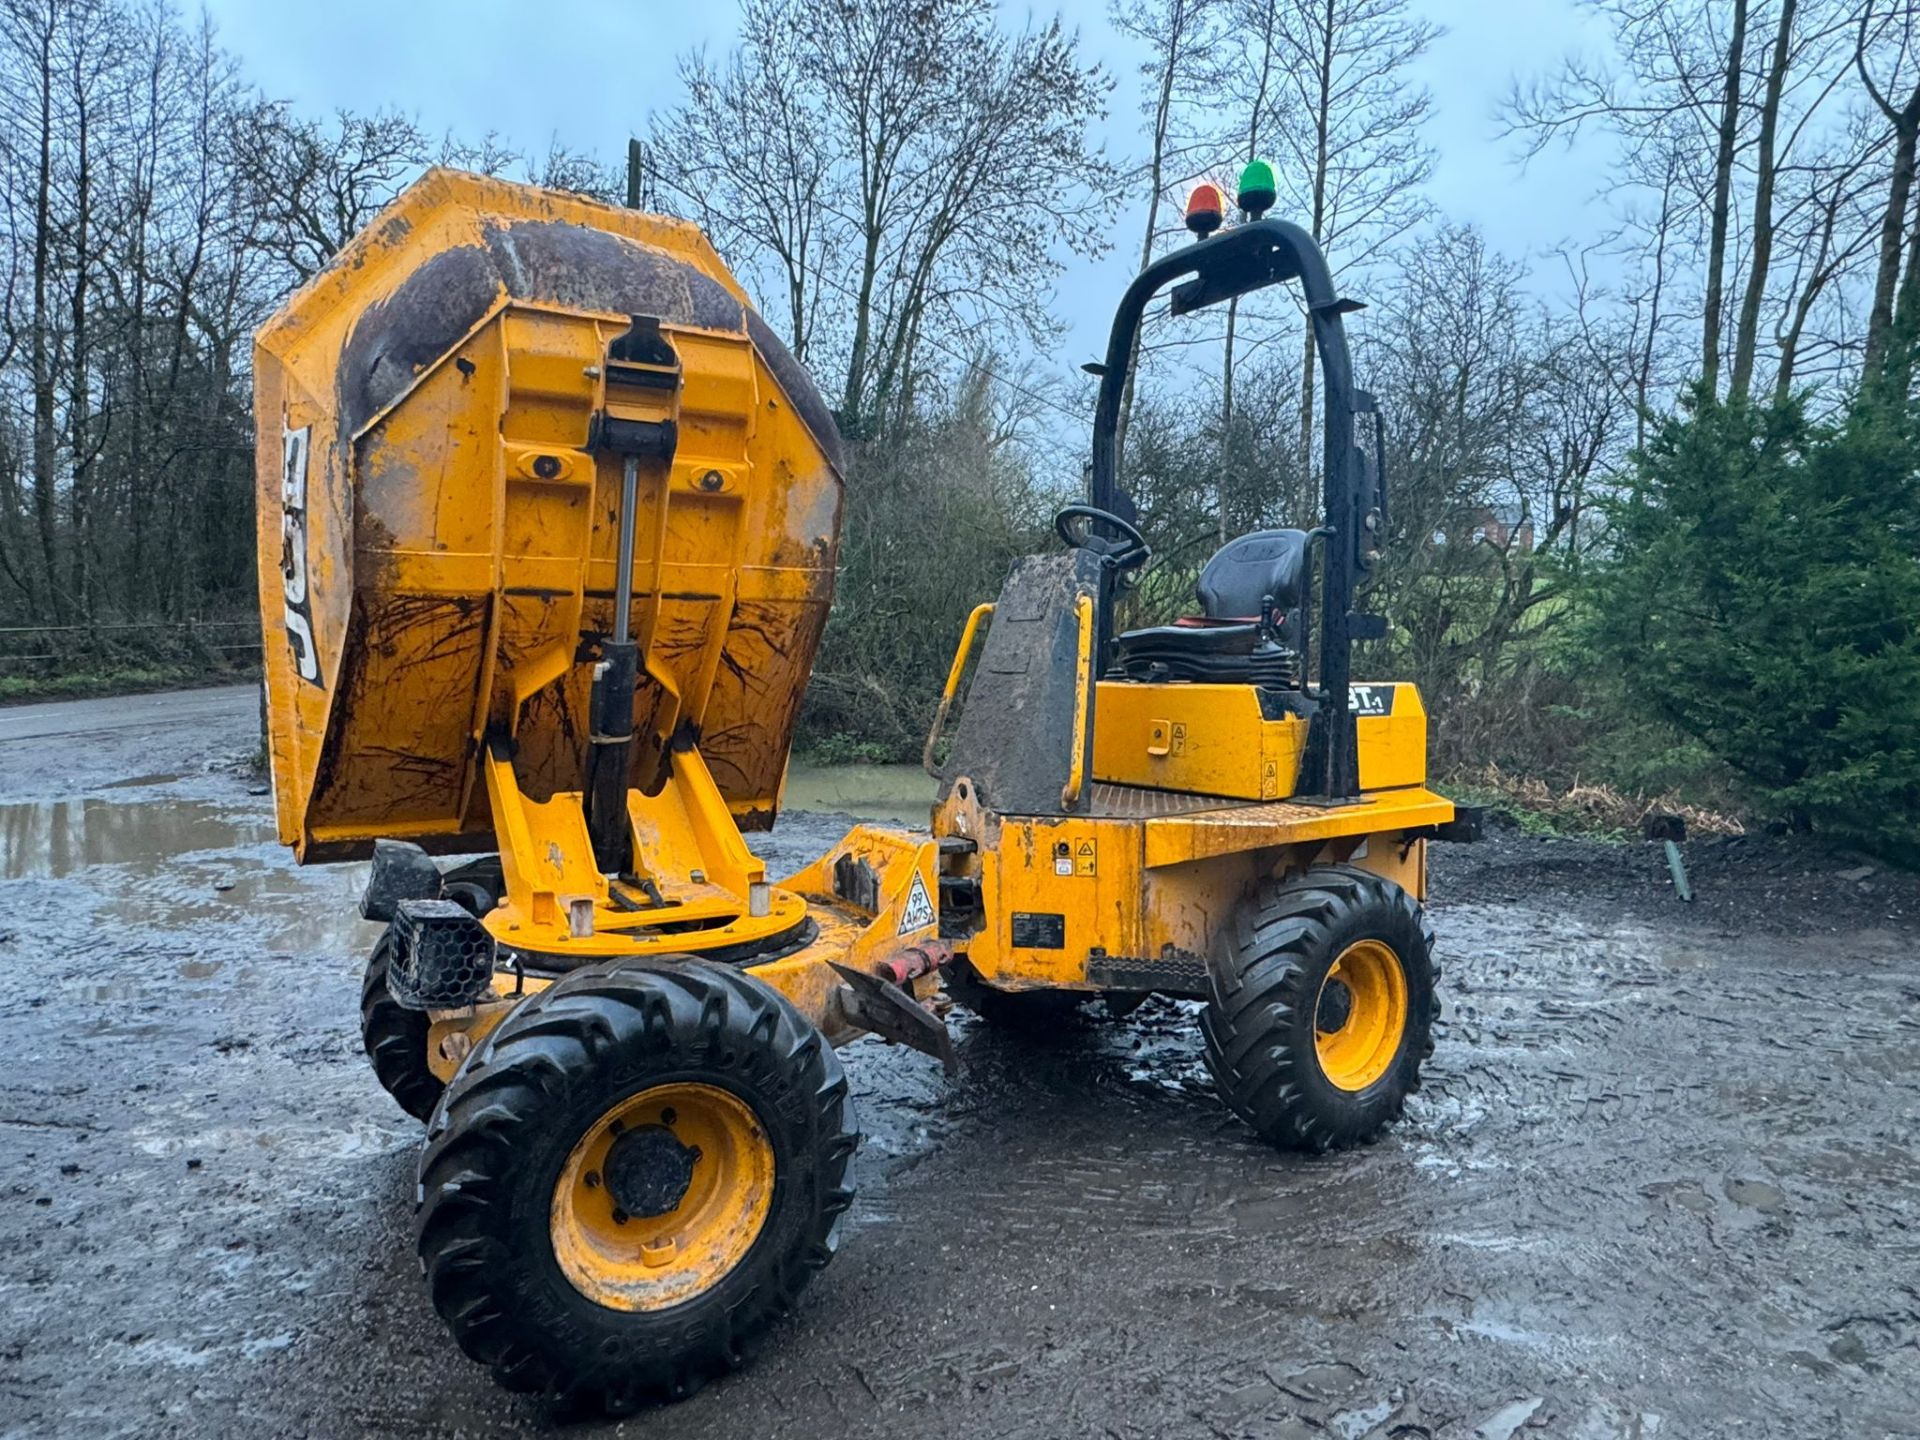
[1201,865,1436,1151]
[360,934,442,1122]
[414,958,857,1413]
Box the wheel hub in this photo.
[550,1081,775,1312]
[1314,939,1409,1093]
[1316,977,1354,1033]
[603,1125,699,1219]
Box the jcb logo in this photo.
[280,424,321,687]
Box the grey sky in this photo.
[204,0,1612,397]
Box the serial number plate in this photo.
[1010,913,1066,949]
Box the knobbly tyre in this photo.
[254,163,1473,1415]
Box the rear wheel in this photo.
[1201,865,1436,1151]
[414,957,856,1413]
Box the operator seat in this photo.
[1111,528,1309,685]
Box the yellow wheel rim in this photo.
[550,1082,774,1312]
[1314,939,1409,1092]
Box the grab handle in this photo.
[922,603,995,777]
[1059,594,1096,811]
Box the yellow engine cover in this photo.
[1091,680,1428,800]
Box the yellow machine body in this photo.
[1091,679,1430,800]
[940,785,1444,994]
[925,596,1454,997]
[256,172,1449,1087]
[424,823,947,1081]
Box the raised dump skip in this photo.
[254,170,844,861]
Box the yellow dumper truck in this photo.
[255,168,1465,1412]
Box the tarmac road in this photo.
[1,686,1916,1439]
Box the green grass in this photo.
[0,662,255,705]
[792,732,907,767]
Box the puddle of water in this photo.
[1,789,382,954]
[782,763,935,827]
[132,1119,414,1162]
[94,874,381,956]
[240,1332,294,1361]
[1724,1176,1786,1212]
[100,772,186,790]
[0,795,273,879]
[1332,1400,1395,1439]
[2,762,930,885]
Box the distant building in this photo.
[1462,504,1533,551]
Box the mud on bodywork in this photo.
[337,217,843,472]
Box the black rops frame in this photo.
[1085,217,1383,803]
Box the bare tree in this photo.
[230,105,427,283]
[1508,0,1875,406]
[1110,0,1221,462]
[1706,0,1753,392]
[1267,0,1437,474]
[0,0,69,619]
[1217,0,1282,500]
[1730,0,1860,399]
[0,0,641,658]
[652,0,1118,437]
[1505,1,1752,395]
[1857,0,1920,370]
[653,0,845,365]
[1363,226,1627,760]
[826,0,1119,432]
[1772,132,1883,396]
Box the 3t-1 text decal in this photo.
[280,424,321,687]
[1348,684,1395,716]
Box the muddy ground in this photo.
[1,685,1916,1439]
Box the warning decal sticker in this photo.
[897,871,937,935]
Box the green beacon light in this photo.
[1237,159,1277,220]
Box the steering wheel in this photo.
[1054,504,1150,573]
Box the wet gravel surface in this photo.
[2,686,1917,1439]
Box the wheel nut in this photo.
[660,1107,676,1126]
[584,1171,600,1189]
[608,1119,624,1135]
[687,1146,702,1163]
[611,1207,629,1225]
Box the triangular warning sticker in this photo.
[897,871,936,935]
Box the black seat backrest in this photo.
[941,548,1103,816]
[1196,529,1310,619]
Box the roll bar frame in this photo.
[1085,218,1380,802]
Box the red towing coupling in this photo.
[876,939,955,988]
